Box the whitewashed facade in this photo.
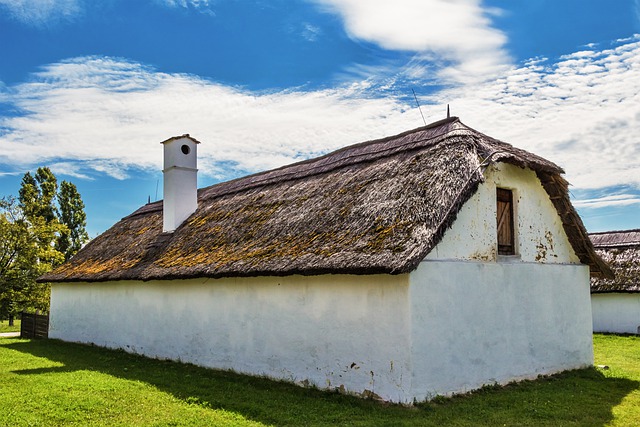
[589,229,640,335]
[592,294,640,335]
[49,163,593,403]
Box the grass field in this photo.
[0,319,20,333]
[0,334,639,426]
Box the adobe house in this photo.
[40,117,611,403]
[590,229,640,334]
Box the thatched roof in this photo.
[590,229,640,293]
[40,117,611,283]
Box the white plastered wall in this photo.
[49,274,414,402]
[408,261,593,401]
[592,293,640,334]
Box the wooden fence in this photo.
[20,312,49,339]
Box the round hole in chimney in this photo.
[181,144,190,155]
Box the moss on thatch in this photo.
[39,117,610,283]
[590,230,640,293]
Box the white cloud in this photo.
[0,57,419,180]
[573,194,640,209]
[301,22,322,42]
[155,0,215,15]
[426,36,640,191]
[311,0,510,83]
[159,0,211,7]
[0,0,217,26]
[0,0,81,26]
[48,161,93,180]
[1,36,639,200]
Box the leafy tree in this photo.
[18,167,89,261]
[1,167,89,321]
[0,198,65,323]
[57,181,89,261]
[19,168,58,223]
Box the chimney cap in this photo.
[160,134,202,145]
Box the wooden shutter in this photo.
[496,188,515,255]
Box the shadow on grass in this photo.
[3,338,639,426]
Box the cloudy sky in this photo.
[0,0,638,236]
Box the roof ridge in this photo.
[198,117,466,200]
[589,228,640,249]
[125,117,464,220]
[589,228,640,235]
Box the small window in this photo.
[496,188,515,255]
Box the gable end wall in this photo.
[426,163,580,264]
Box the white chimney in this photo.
[161,134,199,233]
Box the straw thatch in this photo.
[40,117,611,283]
[590,229,640,293]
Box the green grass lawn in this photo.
[0,334,638,426]
[0,319,20,333]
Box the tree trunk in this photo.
[8,315,14,326]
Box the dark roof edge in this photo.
[593,243,640,250]
[591,290,640,294]
[40,264,408,284]
[589,228,640,248]
[589,228,640,235]
[160,134,202,145]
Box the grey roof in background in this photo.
[590,229,640,293]
[590,229,640,248]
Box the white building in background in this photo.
[41,117,611,404]
[590,229,640,335]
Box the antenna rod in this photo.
[412,89,427,126]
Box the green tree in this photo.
[19,168,58,223]
[0,198,65,323]
[18,167,89,261]
[1,167,89,320]
[57,181,89,261]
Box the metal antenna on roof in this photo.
[412,89,427,126]
[447,104,450,119]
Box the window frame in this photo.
[496,188,516,256]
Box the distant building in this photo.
[40,117,610,403]
[590,229,640,334]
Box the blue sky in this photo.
[0,0,639,237]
